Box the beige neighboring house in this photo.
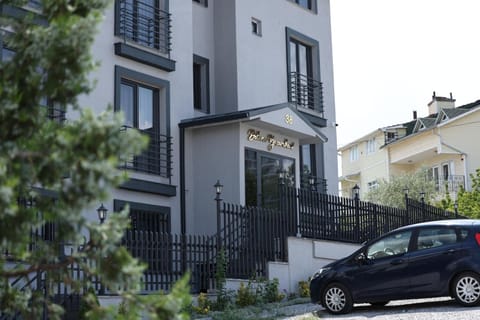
[339,93,480,198]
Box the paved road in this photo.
[283,297,480,320]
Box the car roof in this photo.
[396,219,480,231]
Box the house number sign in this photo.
[247,129,295,151]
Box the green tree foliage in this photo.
[438,169,480,218]
[0,0,190,318]
[365,168,437,208]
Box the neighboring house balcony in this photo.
[119,126,173,181]
[117,0,171,57]
[432,175,465,194]
[288,72,324,119]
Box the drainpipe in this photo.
[433,128,469,191]
[180,126,186,235]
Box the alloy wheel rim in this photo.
[325,287,346,312]
[457,276,480,303]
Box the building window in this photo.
[192,0,208,6]
[251,17,262,36]
[115,0,171,54]
[286,28,323,114]
[350,145,359,162]
[193,54,210,113]
[245,149,295,208]
[2,44,65,122]
[115,200,171,272]
[115,66,172,178]
[288,0,317,13]
[114,200,171,233]
[366,138,376,154]
[300,144,316,188]
[368,180,378,191]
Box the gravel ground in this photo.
[281,297,480,320]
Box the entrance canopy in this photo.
[179,102,327,145]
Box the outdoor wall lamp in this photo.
[214,180,223,200]
[97,203,108,224]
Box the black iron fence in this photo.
[122,231,217,293]
[2,186,466,315]
[117,0,172,55]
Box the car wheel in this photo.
[322,283,353,314]
[453,272,480,306]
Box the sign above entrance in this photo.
[247,129,295,151]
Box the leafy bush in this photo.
[298,280,310,298]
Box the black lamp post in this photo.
[420,191,426,202]
[97,203,108,224]
[214,180,223,252]
[352,184,360,200]
[454,200,459,218]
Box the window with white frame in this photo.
[350,145,359,162]
[366,137,376,154]
[368,180,379,191]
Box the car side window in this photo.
[366,231,412,259]
[416,228,457,250]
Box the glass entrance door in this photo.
[245,149,295,208]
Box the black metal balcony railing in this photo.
[120,126,173,179]
[118,0,172,55]
[289,72,324,115]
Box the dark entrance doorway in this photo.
[245,149,295,208]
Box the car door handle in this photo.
[390,259,405,265]
[444,249,456,255]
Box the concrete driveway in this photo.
[284,297,480,320]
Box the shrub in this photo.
[298,280,310,298]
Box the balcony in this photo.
[117,0,172,56]
[289,72,324,116]
[119,126,173,180]
[433,175,465,194]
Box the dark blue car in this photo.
[310,219,480,314]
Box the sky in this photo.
[330,0,480,148]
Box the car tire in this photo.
[453,272,480,306]
[322,283,353,314]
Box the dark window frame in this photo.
[193,54,210,114]
[192,0,208,7]
[114,199,171,233]
[288,0,317,13]
[114,65,172,178]
[285,27,322,113]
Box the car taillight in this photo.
[475,233,480,246]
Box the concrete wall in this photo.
[188,123,241,235]
[268,237,360,294]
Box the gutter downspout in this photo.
[433,128,469,191]
[180,126,186,235]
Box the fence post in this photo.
[403,188,409,225]
[353,185,360,242]
[420,192,426,221]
